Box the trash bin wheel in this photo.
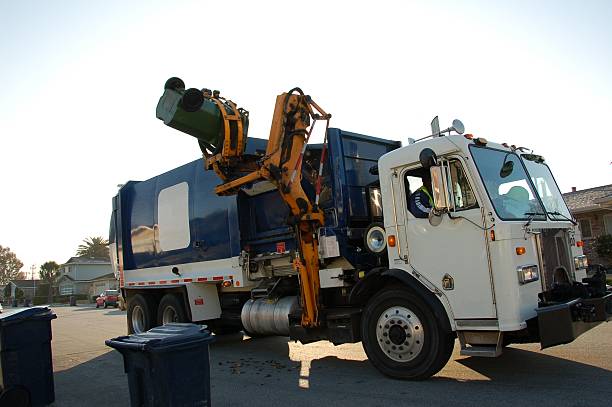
[127,294,156,334]
[157,294,188,326]
[0,385,31,407]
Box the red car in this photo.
[96,290,119,308]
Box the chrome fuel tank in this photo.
[241,296,298,336]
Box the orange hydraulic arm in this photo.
[211,88,331,327]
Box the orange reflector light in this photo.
[222,280,232,288]
[490,230,495,241]
[576,240,584,247]
[388,235,396,247]
[516,247,526,255]
[464,134,474,140]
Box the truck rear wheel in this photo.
[127,294,156,334]
[361,287,454,380]
[157,294,188,326]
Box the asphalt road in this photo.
[49,305,612,407]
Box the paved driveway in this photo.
[50,305,612,406]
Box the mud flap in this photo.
[537,292,612,349]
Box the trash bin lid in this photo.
[106,323,213,352]
[0,306,56,327]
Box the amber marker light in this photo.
[490,230,496,241]
[516,247,526,255]
[222,280,232,288]
[387,235,396,247]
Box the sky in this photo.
[1,0,611,278]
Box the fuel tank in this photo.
[241,296,298,336]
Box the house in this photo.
[563,184,612,267]
[56,256,116,299]
[5,279,40,300]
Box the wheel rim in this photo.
[376,305,424,362]
[162,306,179,325]
[131,305,146,333]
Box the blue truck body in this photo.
[111,128,400,274]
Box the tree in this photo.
[595,234,612,263]
[76,236,110,259]
[39,261,60,304]
[0,245,24,285]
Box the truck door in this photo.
[400,157,496,319]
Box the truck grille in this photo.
[536,228,573,290]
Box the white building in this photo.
[57,257,117,299]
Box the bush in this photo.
[595,234,612,261]
[33,296,49,306]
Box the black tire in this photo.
[157,294,188,326]
[361,287,454,380]
[0,385,31,407]
[127,294,156,334]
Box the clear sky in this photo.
[1,0,611,277]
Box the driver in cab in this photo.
[409,173,433,218]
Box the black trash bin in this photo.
[0,306,57,407]
[106,323,214,407]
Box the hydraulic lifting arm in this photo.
[156,79,331,327]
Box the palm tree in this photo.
[39,261,60,304]
[76,236,110,259]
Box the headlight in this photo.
[364,224,387,254]
[574,255,588,270]
[517,265,539,284]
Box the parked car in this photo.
[96,290,119,308]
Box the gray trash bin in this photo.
[0,306,57,407]
[106,323,214,407]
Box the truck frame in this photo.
[110,79,611,379]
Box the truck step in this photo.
[459,345,502,357]
[457,331,503,358]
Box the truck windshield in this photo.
[469,146,545,221]
[521,155,572,221]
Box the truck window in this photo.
[403,167,431,219]
[302,148,332,208]
[157,182,191,252]
[448,160,479,211]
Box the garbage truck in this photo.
[109,78,611,379]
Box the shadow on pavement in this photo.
[53,351,130,407]
[457,346,612,384]
[51,336,612,407]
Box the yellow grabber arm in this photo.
[157,80,331,327]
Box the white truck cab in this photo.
[377,127,607,358]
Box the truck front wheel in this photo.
[127,294,156,334]
[361,287,454,380]
[157,294,188,326]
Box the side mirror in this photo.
[430,166,449,211]
[428,166,450,227]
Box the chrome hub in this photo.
[131,305,146,333]
[375,305,424,362]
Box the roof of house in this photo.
[57,272,116,283]
[62,256,111,266]
[563,184,612,213]
[10,279,39,289]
